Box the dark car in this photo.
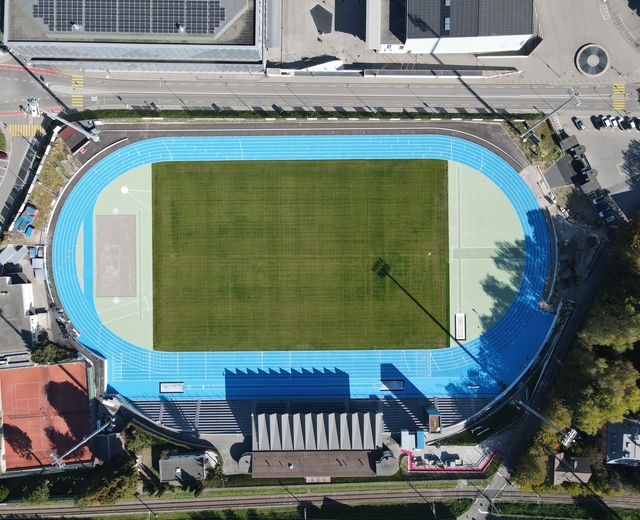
[0,151,8,160]
[572,117,586,130]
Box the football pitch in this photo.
[152,159,449,352]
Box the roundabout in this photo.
[51,134,555,403]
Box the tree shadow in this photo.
[44,426,87,460]
[478,239,526,331]
[628,0,640,16]
[45,380,90,442]
[620,139,640,187]
[3,424,41,464]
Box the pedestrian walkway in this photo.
[8,124,43,137]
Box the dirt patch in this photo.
[2,139,77,247]
[552,185,601,229]
[550,209,606,295]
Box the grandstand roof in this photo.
[252,412,383,452]
[252,450,378,478]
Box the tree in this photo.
[30,341,74,365]
[558,349,640,435]
[0,486,9,503]
[74,496,91,510]
[83,454,139,505]
[23,480,50,504]
[579,214,640,352]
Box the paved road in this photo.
[43,76,639,115]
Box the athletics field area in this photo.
[51,134,556,402]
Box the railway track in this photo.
[3,488,640,518]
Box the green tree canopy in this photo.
[23,480,50,504]
[30,341,74,365]
[83,453,138,505]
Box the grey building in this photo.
[3,0,265,72]
[369,0,534,55]
[604,419,640,466]
[159,453,206,483]
[548,453,591,486]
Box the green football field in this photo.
[152,159,449,351]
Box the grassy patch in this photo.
[0,128,6,152]
[495,501,640,520]
[504,120,563,170]
[83,500,473,520]
[68,107,544,122]
[153,159,449,351]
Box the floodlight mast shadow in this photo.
[372,257,457,344]
[520,88,581,139]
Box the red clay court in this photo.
[0,362,93,470]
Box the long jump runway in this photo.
[52,135,555,401]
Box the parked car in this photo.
[616,116,627,130]
[572,117,586,130]
[591,115,603,130]
[603,115,613,127]
[0,151,8,160]
[625,116,637,130]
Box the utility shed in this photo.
[424,406,441,434]
[159,453,206,484]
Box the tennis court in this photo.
[0,363,92,469]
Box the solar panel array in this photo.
[33,0,226,34]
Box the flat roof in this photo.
[0,276,32,353]
[6,0,254,45]
[406,0,533,40]
[252,450,379,478]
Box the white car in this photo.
[602,116,612,127]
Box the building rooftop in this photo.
[607,419,640,466]
[6,0,253,44]
[549,453,591,486]
[251,450,379,478]
[159,453,206,483]
[0,275,33,354]
[406,0,533,40]
[4,0,263,67]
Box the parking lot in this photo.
[556,111,640,218]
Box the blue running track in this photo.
[52,135,555,401]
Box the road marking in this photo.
[9,124,43,137]
[71,75,83,87]
[511,86,521,89]
[613,84,626,95]
[71,95,84,107]
[601,4,611,20]
[613,99,626,110]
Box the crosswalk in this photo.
[613,83,626,111]
[72,76,84,107]
[8,124,43,137]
